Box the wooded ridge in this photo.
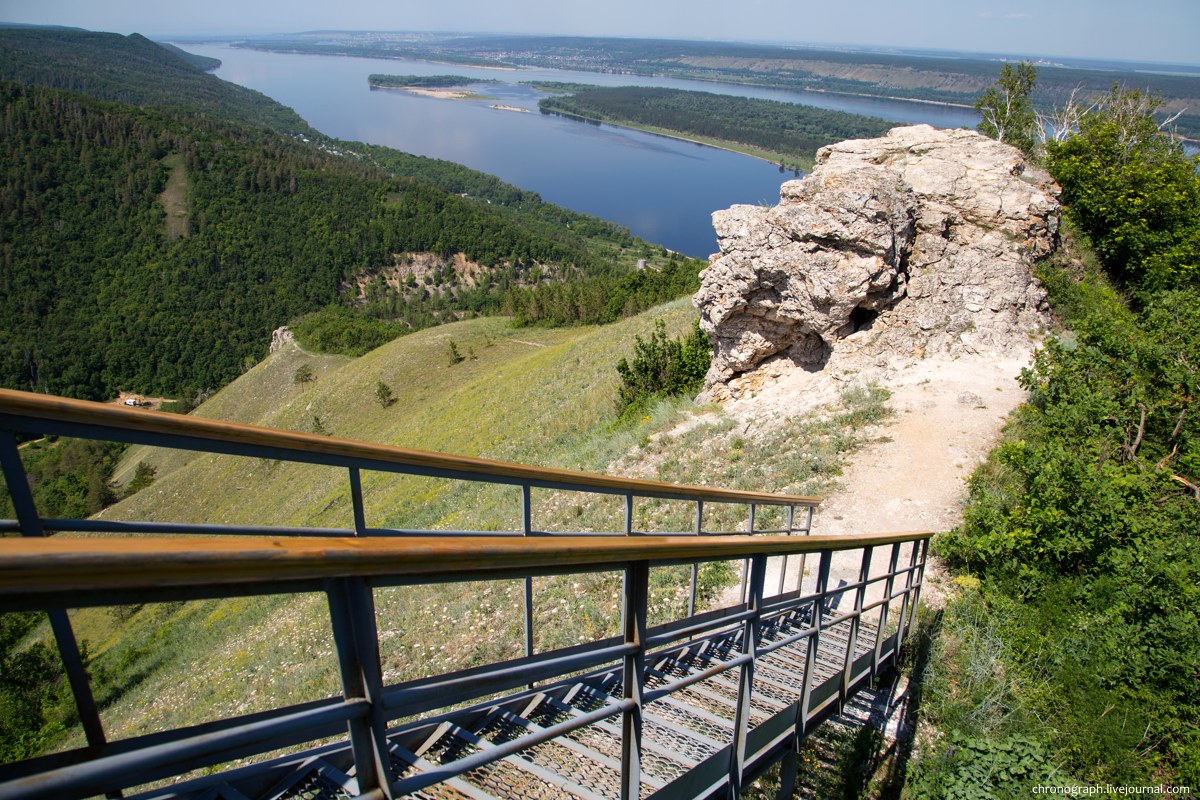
[538,85,892,168]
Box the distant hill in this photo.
[157,41,221,72]
[0,27,702,401]
[0,79,643,400]
[0,28,310,134]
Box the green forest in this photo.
[0,79,610,399]
[0,29,692,402]
[0,28,310,135]
[538,86,892,168]
[367,74,496,89]
[907,72,1200,795]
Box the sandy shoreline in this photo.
[402,87,477,100]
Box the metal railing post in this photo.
[326,577,393,799]
[522,482,534,660]
[777,505,795,597]
[0,432,109,755]
[796,549,832,740]
[841,546,873,708]
[620,560,648,800]
[905,538,929,642]
[795,505,814,594]
[873,543,902,674]
[730,552,767,797]
[688,500,702,617]
[349,467,368,535]
[894,541,921,653]
[738,503,757,603]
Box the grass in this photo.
[30,303,898,764]
[159,152,191,241]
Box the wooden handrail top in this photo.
[0,388,820,507]
[0,532,933,598]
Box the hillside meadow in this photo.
[10,301,887,760]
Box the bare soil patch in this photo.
[160,153,190,240]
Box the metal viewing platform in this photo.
[0,389,929,800]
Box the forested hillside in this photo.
[0,28,309,134]
[0,79,659,399]
[0,29,701,401]
[538,86,892,168]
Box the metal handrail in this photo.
[0,530,928,605]
[0,531,931,800]
[0,389,931,800]
[0,388,819,507]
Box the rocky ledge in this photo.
[695,124,1059,400]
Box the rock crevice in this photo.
[695,125,1059,399]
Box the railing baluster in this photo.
[795,506,814,594]
[620,560,648,800]
[730,552,766,796]
[905,538,929,642]
[688,500,703,617]
[0,432,109,756]
[796,549,832,740]
[738,503,756,603]
[841,546,873,709]
[326,578,392,799]
[348,468,367,536]
[777,505,795,597]
[894,541,922,651]
[522,482,534,660]
[873,543,903,674]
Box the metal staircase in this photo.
[0,389,930,800]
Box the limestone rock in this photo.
[696,125,1059,397]
[269,326,294,353]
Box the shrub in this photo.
[292,305,405,357]
[614,320,711,421]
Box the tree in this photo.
[293,365,315,386]
[375,380,396,408]
[975,61,1038,156]
[1045,87,1200,292]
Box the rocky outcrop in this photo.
[695,125,1059,398]
[269,326,294,353]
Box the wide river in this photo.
[183,44,980,257]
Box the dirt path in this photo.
[718,350,1034,607]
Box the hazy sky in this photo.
[2,0,1197,65]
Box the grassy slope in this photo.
[80,305,697,744]
[59,301,889,759]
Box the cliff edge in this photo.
[696,124,1059,400]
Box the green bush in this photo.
[614,320,711,421]
[908,731,1054,799]
[1045,87,1200,294]
[928,255,1200,787]
[291,305,405,357]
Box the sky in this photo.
[1,0,1198,66]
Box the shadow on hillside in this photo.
[872,608,941,799]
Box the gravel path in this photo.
[717,350,1034,608]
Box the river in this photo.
[183,43,981,257]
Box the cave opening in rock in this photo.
[849,305,880,331]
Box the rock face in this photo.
[269,326,294,353]
[695,125,1059,397]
